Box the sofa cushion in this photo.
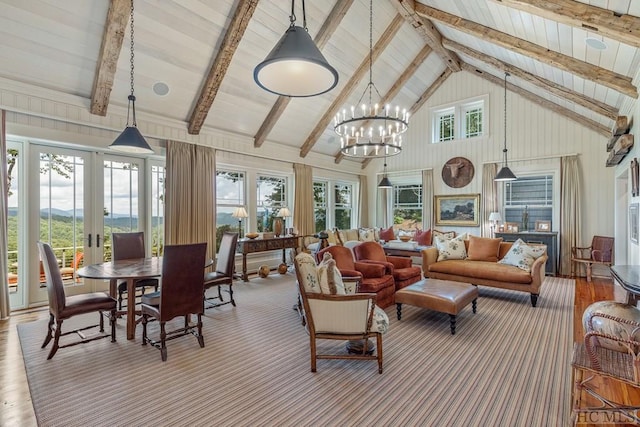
[435,233,467,261]
[379,226,395,242]
[358,227,376,242]
[433,229,456,240]
[325,229,338,245]
[498,239,547,272]
[429,260,533,284]
[466,236,503,262]
[413,228,432,246]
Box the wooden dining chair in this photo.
[141,242,207,361]
[112,232,159,310]
[203,232,238,308]
[37,242,116,359]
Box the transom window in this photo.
[431,96,487,143]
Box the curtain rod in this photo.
[482,152,580,164]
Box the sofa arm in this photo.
[339,269,363,280]
[529,254,548,293]
[386,255,412,269]
[354,261,387,278]
[358,259,394,275]
[421,247,439,276]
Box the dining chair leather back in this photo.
[112,232,159,310]
[203,232,238,308]
[37,242,116,359]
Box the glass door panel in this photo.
[150,163,165,257]
[7,141,25,309]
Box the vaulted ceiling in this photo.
[2,0,639,168]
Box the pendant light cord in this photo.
[128,0,137,127]
[289,0,308,30]
[503,72,509,166]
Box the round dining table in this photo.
[77,257,212,340]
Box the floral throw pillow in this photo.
[435,233,467,261]
[317,252,346,295]
[358,227,376,242]
[498,239,546,272]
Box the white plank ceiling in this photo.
[0,0,639,165]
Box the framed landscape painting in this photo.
[434,194,480,226]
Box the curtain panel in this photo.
[1,110,10,319]
[293,163,314,236]
[482,164,498,237]
[359,175,369,227]
[559,155,582,276]
[422,169,433,230]
[165,141,216,263]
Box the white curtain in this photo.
[482,163,498,237]
[0,110,10,319]
[165,141,217,263]
[559,155,582,276]
[422,169,433,230]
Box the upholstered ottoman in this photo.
[395,279,478,334]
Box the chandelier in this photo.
[334,0,408,158]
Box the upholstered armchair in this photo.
[316,245,395,308]
[571,236,614,282]
[353,241,422,291]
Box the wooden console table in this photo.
[237,236,299,282]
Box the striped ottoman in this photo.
[395,279,478,335]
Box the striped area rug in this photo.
[18,275,574,427]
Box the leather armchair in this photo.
[316,245,395,308]
[353,241,422,291]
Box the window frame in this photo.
[431,95,488,144]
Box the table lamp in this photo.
[275,207,291,237]
[489,212,501,236]
[232,207,249,238]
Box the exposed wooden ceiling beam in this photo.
[409,68,453,115]
[492,0,640,48]
[254,0,355,148]
[299,14,405,158]
[416,3,638,98]
[187,0,259,135]
[334,44,433,164]
[90,0,130,117]
[391,0,460,71]
[443,38,619,120]
[462,63,610,136]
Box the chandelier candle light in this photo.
[334,0,408,159]
[109,0,153,154]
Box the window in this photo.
[432,96,486,143]
[216,170,245,249]
[256,175,287,232]
[393,183,422,230]
[313,181,327,232]
[503,175,553,230]
[334,183,352,229]
[150,164,165,256]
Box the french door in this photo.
[25,145,149,305]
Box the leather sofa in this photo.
[421,240,547,307]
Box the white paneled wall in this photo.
[367,70,614,244]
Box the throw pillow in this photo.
[466,235,503,262]
[358,227,376,242]
[432,229,456,240]
[325,229,338,245]
[295,252,321,293]
[413,228,432,246]
[498,239,547,272]
[335,228,346,246]
[379,226,395,242]
[345,228,359,242]
[317,252,346,295]
[435,233,468,261]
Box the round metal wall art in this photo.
[442,157,474,188]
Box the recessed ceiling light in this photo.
[152,82,170,96]
[585,37,607,50]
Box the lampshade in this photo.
[232,207,249,219]
[254,1,338,98]
[378,176,392,188]
[489,212,502,222]
[277,207,291,218]
[110,125,153,153]
[495,166,517,181]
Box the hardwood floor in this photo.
[0,276,637,426]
